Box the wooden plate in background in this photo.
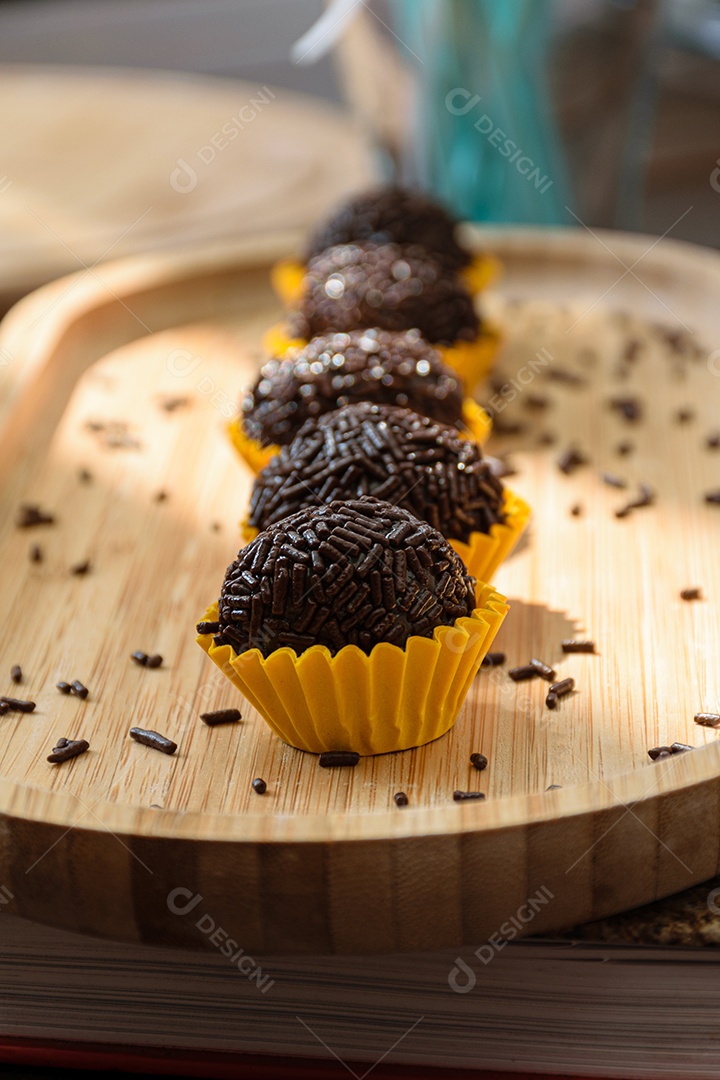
[0,66,372,307]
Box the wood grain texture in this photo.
[0,228,720,954]
[0,65,372,304]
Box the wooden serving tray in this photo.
[1,229,720,955]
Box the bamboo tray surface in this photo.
[1,228,720,954]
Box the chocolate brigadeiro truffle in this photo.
[289,242,480,347]
[217,496,476,658]
[248,401,505,542]
[304,186,471,272]
[241,328,463,447]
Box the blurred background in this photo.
[0,0,718,310]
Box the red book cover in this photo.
[0,1037,581,1080]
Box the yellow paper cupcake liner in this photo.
[270,253,501,309]
[262,323,306,357]
[270,258,306,308]
[449,488,531,583]
[228,395,491,477]
[261,322,502,394]
[440,325,503,390]
[240,487,530,581]
[461,253,502,294]
[196,584,508,755]
[460,397,492,445]
[227,415,279,474]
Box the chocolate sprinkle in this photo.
[680,587,702,601]
[70,680,89,700]
[130,651,148,666]
[609,396,643,422]
[248,402,505,542]
[394,791,409,807]
[561,640,595,654]
[616,441,634,456]
[241,328,465,447]
[251,777,267,795]
[547,367,586,387]
[524,394,550,410]
[56,681,71,694]
[508,664,538,682]
[529,658,556,681]
[615,483,655,518]
[656,326,696,355]
[304,186,471,271]
[694,712,720,728]
[491,418,526,437]
[17,504,55,528]
[706,433,720,450]
[29,544,43,564]
[129,727,177,755]
[0,702,7,716]
[481,651,505,669]
[0,697,35,713]
[71,559,91,576]
[319,751,360,768]
[218,497,477,658]
[10,665,21,684]
[200,708,241,726]
[648,744,693,760]
[537,432,558,447]
[470,752,488,771]
[453,790,485,802]
[557,446,588,475]
[290,242,480,346]
[704,490,720,505]
[549,677,575,697]
[196,621,221,636]
[159,396,190,413]
[47,739,89,764]
[648,747,672,761]
[602,472,627,489]
[146,654,163,669]
[546,692,558,709]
